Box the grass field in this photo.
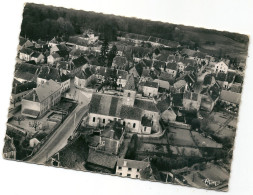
[168,127,196,147]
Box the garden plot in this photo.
[137,143,168,154]
[170,146,202,157]
[168,127,196,147]
[192,131,222,148]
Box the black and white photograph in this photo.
[1,1,252,194]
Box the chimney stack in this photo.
[33,93,36,101]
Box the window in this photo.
[123,121,126,126]
[93,117,96,122]
[144,127,146,131]
[128,168,132,171]
[128,92,131,97]
[127,174,131,177]
[118,166,122,170]
[120,173,122,176]
[102,119,105,123]
[133,123,136,128]
[137,169,140,172]
[136,175,139,178]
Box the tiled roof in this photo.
[38,66,70,82]
[87,149,118,169]
[153,79,170,90]
[226,71,236,83]
[134,99,159,112]
[23,80,61,102]
[14,63,39,81]
[172,93,184,107]
[203,74,214,85]
[183,91,199,101]
[119,106,143,121]
[143,81,158,88]
[174,80,186,89]
[100,121,124,140]
[31,52,42,58]
[156,97,171,113]
[72,56,88,68]
[153,60,166,69]
[75,67,92,79]
[220,90,241,104]
[234,74,243,84]
[12,81,36,94]
[124,74,136,91]
[184,65,195,72]
[166,62,177,70]
[209,82,221,101]
[216,72,226,81]
[117,159,150,170]
[20,48,33,55]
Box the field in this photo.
[192,132,222,148]
[170,146,202,157]
[168,127,196,147]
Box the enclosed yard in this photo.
[168,127,196,147]
[191,131,222,148]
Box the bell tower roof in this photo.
[124,74,136,91]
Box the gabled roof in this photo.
[216,72,226,82]
[117,159,150,170]
[87,149,118,169]
[234,74,243,84]
[119,105,143,121]
[14,63,39,81]
[100,121,124,140]
[31,52,43,58]
[75,67,92,80]
[153,60,166,69]
[174,80,186,89]
[124,74,136,91]
[220,90,241,104]
[50,53,61,59]
[183,91,199,101]
[208,82,221,101]
[72,56,88,68]
[38,66,70,82]
[143,81,159,88]
[184,65,195,72]
[166,62,177,70]
[203,74,214,85]
[23,80,61,102]
[153,79,170,90]
[156,97,171,113]
[20,48,33,55]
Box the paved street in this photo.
[27,103,89,164]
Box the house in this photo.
[116,69,128,88]
[203,74,216,87]
[166,62,178,77]
[14,63,39,83]
[172,93,184,109]
[74,67,95,89]
[18,37,33,51]
[214,61,228,73]
[31,52,45,64]
[182,91,201,111]
[156,97,177,123]
[200,82,221,112]
[37,66,70,93]
[11,81,37,103]
[142,81,159,97]
[112,56,129,70]
[116,159,151,179]
[50,44,69,54]
[88,121,125,154]
[215,71,235,89]
[86,149,118,174]
[184,65,196,75]
[47,53,62,65]
[67,36,90,51]
[153,79,170,93]
[3,135,16,160]
[19,48,34,61]
[173,80,187,93]
[21,80,62,118]
[70,56,88,76]
[88,74,159,134]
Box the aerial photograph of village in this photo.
[3,3,249,191]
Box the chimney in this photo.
[123,160,127,166]
[47,66,50,74]
[33,93,36,101]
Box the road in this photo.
[27,103,89,165]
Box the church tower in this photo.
[122,74,136,107]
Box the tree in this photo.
[107,45,118,67]
[14,115,25,125]
[125,134,138,160]
[29,121,41,131]
[98,40,109,66]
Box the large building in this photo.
[88,74,160,134]
[21,80,62,118]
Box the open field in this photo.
[192,131,222,148]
